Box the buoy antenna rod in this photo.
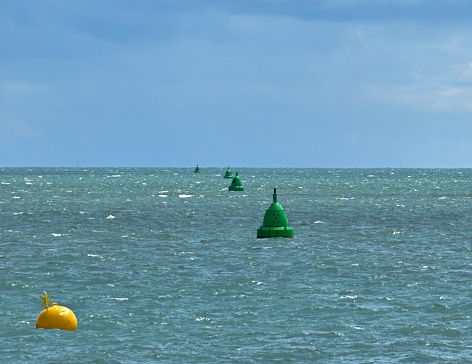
[39,291,53,308]
[273,188,277,203]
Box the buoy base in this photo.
[257,226,294,238]
[36,305,78,331]
[229,186,244,191]
[224,175,233,179]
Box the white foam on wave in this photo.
[159,191,168,194]
[159,195,168,198]
[340,295,357,300]
[51,233,62,237]
[179,194,193,198]
[195,317,210,322]
[106,215,116,219]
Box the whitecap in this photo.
[314,221,325,224]
[159,191,168,194]
[106,215,116,219]
[159,195,168,198]
[179,194,193,198]
[439,196,447,200]
[51,233,62,237]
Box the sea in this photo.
[1,167,472,363]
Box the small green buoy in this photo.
[257,188,294,238]
[223,167,233,179]
[194,164,201,173]
[229,172,244,191]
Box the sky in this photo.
[1,0,472,168]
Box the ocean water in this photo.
[1,167,472,363]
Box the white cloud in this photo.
[1,81,51,107]
[366,83,472,112]
[455,62,472,82]
[0,118,44,141]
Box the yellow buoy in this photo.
[36,292,78,331]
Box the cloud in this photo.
[0,118,44,141]
[2,1,472,166]
[455,61,472,82]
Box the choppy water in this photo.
[1,168,472,362]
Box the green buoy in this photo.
[223,167,233,179]
[229,172,244,191]
[257,188,294,238]
[194,164,201,173]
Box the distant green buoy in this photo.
[194,164,201,173]
[223,167,233,179]
[229,172,244,191]
[257,188,294,238]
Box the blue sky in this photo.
[1,0,472,167]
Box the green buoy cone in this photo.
[223,167,233,179]
[194,164,201,173]
[229,172,244,191]
[257,188,294,238]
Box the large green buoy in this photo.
[194,164,201,173]
[257,188,294,238]
[223,167,233,179]
[229,172,244,191]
